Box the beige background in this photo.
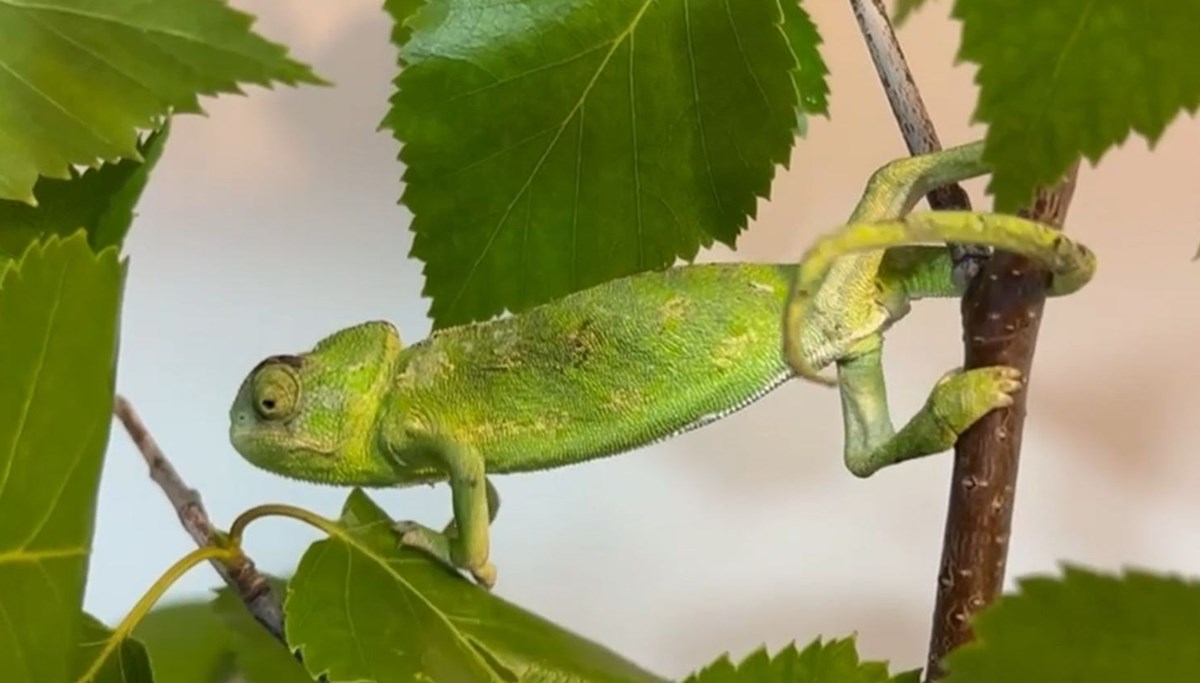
[89,0,1200,677]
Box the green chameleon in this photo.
[229,141,1095,588]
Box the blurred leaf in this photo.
[135,599,235,683]
[386,0,808,327]
[286,489,668,683]
[0,124,169,263]
[956,0,1200,211]
[942,566,1200,682]
[0,0,324,203]
[891,0,930,26]
[684,636,918,683]
[212,581,311,683]
[0,233,124,683]
[134,580,308,683]
[73,613,155,683]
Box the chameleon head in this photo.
[228,320,403,486]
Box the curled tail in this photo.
[784,211,1096,381]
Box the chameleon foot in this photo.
[843,363,1024,477]
[928,365,1023,438]
[394,520,498,590]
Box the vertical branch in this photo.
[924,163,1081,679]
[847,0,986,285]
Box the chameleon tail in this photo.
[784,211,1095,380]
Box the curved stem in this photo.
[229,503,343,547]
[77,545,239,682]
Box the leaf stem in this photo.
[229,503,344,546]
[77,545,238,682]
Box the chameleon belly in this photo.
[389,262,795,473]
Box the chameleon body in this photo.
[229,141,1096,587]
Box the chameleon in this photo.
[228,141,1095,588]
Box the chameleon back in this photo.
[389,262,795,473]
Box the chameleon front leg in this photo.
[442,476,500,537]
[394,443,498,588]
[836,339,1021,477]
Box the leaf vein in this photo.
[0,254,68,518]
[440,0,658,316]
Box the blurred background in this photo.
[90,0,1200,677]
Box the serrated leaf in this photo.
[73,613,155,683]
[286,489,668,683]
[0,233,124,683]
[955,0,1200,212]
[779,0,830,131]
[386,0,806,327]
[0,0,324,203]
[383,0,425,67]
[942,565,1200,682]
[0,123,169,263]
[683,636,916,683]
[135,600,237,683]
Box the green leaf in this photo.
[212,581,311,683]
[134,583,309,683]
[135,600,236,683]
[387,0,806,327]
[286,489,668,683]
[0,123,170,263]
[779,0,830,130]
[891,0,930,26]
[941,565,1200,682]
[383,0,425,67]
[0,0,324,203]
[73,613,155,683]
[0,233,124,683]
[683,636,917,683]
[956,0,1200,212]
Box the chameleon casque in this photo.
[229,141,1095,588]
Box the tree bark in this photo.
[924,163,1081,679]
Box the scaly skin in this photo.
[228,141,1097,588]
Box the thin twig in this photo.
[113,395,286,642]
[847,0,986,286]
[924,163,1082,679]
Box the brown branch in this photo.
[113,395,286,642]
[848,0,984,284]
[924,163,1082,679]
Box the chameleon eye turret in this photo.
[251,362,301,421]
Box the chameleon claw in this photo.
[394,520,498,590]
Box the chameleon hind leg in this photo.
[836,338,1021,477]
[788,211,1094,475]
[394,444,499,588]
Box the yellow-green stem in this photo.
[229,503,342,547]
[76,545,238,682]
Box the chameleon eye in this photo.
[251,364,301,420]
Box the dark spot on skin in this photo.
[566,319,600,367]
